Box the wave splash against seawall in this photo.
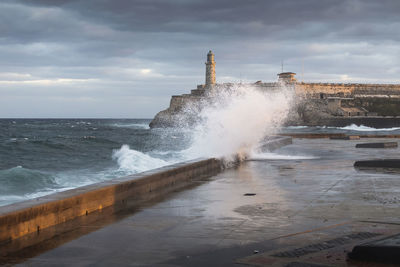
[112,144,170,173]
[184,83,295,160]
[0,119,177,206]
[0,84,296,206]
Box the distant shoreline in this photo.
[2,117,399,129]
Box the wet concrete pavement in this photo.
[4,138,400,266]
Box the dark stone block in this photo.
[354,159,400,168]
[355,142,398,148]
[330,135,360,140]
[348,233,400,264]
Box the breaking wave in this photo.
[337,124,400,132]
[0,166,58,195]
[282,124,400,133]
[286,126,309,129]
[112,145,170,173]
[110,123,150,129]
[0,146,175,206]
[0,84,298,206]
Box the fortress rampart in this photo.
[296,82,400,98]
[149,52,400,128]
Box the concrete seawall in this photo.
[0,136,292,258]
[4,137,400,266]
[0,158,222,256]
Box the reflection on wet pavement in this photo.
[8,138,400,266]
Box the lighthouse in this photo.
[205,50,216,86]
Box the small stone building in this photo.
[278,72,297,83]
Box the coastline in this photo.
[3,137,400,266]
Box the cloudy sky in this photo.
[1,0,399,118]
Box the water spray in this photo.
[184,83,295,162]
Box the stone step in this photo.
[355,142,398,148]
[330,135,360,140]
[354,159,400,168]
[348,233,400,264]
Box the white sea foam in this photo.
[285,126,309,129]
[0,195,26,206]
[337,124,400,132]
[111,123,150,129]
[112,144,170,173]
[285,125,400,132]
[184,83,294,161]
[24,188,69,199]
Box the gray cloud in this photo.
[0,0,399,117]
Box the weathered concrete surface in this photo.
[354,159,400,168]
[348,233,400,264]
[358,134,400,138]
[356,142,398,148]
[0,158,222,256]
[281,133,347,139]
[2,138,400,266]
[330,135,360,140]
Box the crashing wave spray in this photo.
[184,83,295,161]
[112,145,170,173]
[111,83,295,173]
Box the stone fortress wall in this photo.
[149,51,400,128]
[296,81,400,97]
[276,72,400,97]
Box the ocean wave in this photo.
[75,121,92,125]
[0,195,27,207]
[0,145,174,204]
[284,124,400,132]
[110,123,150,129]
[5,137,29,143]
[285,126,309,129]
[337,124,400,132]
[79,136,120,145]
[0,166,59,195]
[112,145,170,173]
[0,166,122,207]
[4,138,70,150]
[30,140,69,149]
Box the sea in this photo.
[1,119,400,207]
[0,119,190,207]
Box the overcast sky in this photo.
[1,0,399,118]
